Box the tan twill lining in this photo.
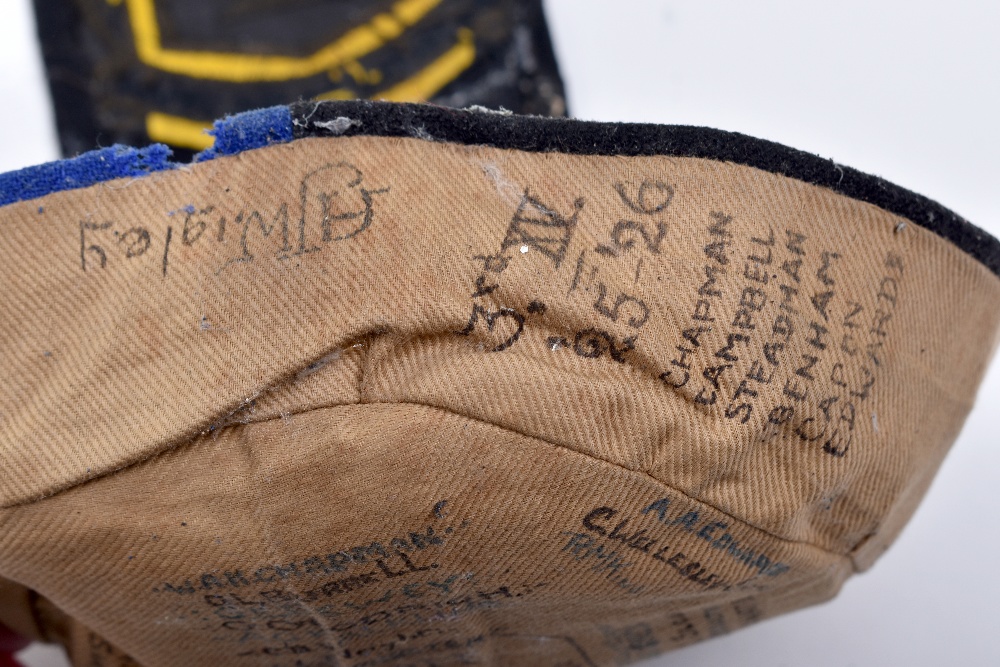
[0,135,998,665]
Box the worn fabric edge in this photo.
[0,100,997,278]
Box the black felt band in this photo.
[290,100,1000,278]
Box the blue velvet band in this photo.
[0,105,293,207]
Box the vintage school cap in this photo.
[30,0,566,160]
[0,101,998,666]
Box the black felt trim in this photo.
[289,100,1000,278]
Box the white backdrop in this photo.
[4,1,998,666]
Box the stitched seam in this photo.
[1,396,853,565]
[360,400,852,562]
[192,396,851,561]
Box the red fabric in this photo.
[0,624,28,667]
[0,653,23,667]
